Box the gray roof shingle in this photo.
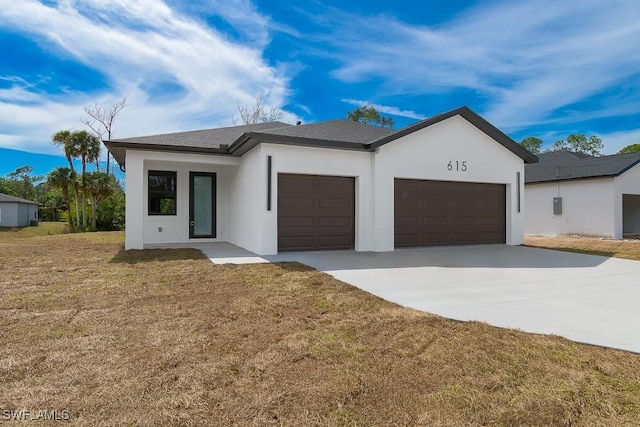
[113,121,292,149]
[525,150,640,183]
[258,119,395,143]
[0,193,39,204]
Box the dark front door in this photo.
[394,179,506,247]
[189,172,216,238]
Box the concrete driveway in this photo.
[199,243,640,353]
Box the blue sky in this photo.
[2,0,640,177]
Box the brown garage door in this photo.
[395,179,506,247]
[278,174,355,252]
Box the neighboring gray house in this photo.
[525,150,640,238]
[0,193,39,227]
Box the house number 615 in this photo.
[447,161,468,171]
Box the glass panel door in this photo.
[189,172,216,238]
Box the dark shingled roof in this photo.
[0,193,39,204]
[112,121,292,148]
[105,106,537,168]
[525,150,640,184]
[259,119,395,143]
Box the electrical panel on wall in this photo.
[553,197,563,215]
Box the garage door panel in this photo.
[395,179,505,247]
[397,181,422,197]
[395,216,421,227]
[278,174,355,252]
[317,197,352,209]
[422,233,453,246]
[318,177,353,191]
[317,235,353,248]
[279,226,316,237]
[317,223,353,234]
[279,175,315,190]
[422,216,449,227]
[317,216,352,227]
[278,236,315,251]
[278,216,315,227]
[476,217,502,226]
[396,203,421,217]
[280,195,315,209]
[422,199,450,212]
[395,234,421,246]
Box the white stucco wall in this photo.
[260,143,373,254]
[374,115,526,249]
[227,144,267,254]
[525,178,615,237]
[124,149,239,250]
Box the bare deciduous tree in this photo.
[83,96,129,174]
[233,91,285,125]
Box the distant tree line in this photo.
[519,134,639,156]
[0,161,124,232]
[1,97,129,232]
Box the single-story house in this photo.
[106,106,538,254]
[0,193,39,227]
[525,150,640,239]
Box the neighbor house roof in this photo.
[525,150,640,184]
[106,106,537,168]
[0,193,39,204]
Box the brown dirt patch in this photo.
[525,235,640,261]
[1,231,640,425]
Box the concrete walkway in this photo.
[177,242,640,354]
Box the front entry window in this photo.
[148,171,177,215]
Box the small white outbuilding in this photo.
[0,193,39,227]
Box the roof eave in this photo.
[613,158,640,177]
[228,132,370,156]
[104,140,232,169]
[525,174,618,185]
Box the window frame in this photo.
[148,170,177,216]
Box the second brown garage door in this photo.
[395,179,506,247]
[278,174,355,252]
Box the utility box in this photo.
[553,197,563,215]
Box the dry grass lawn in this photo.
[2,225,640,426]
[525,235,640,261]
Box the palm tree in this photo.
[52,130,81,229]
[85,171,114,231]
[47,167,75,232]
[70,130,101,230]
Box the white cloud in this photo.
[597,129,640,155]
[0,0,294,155]
[342,98,425,120]
[320,1,640,131]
